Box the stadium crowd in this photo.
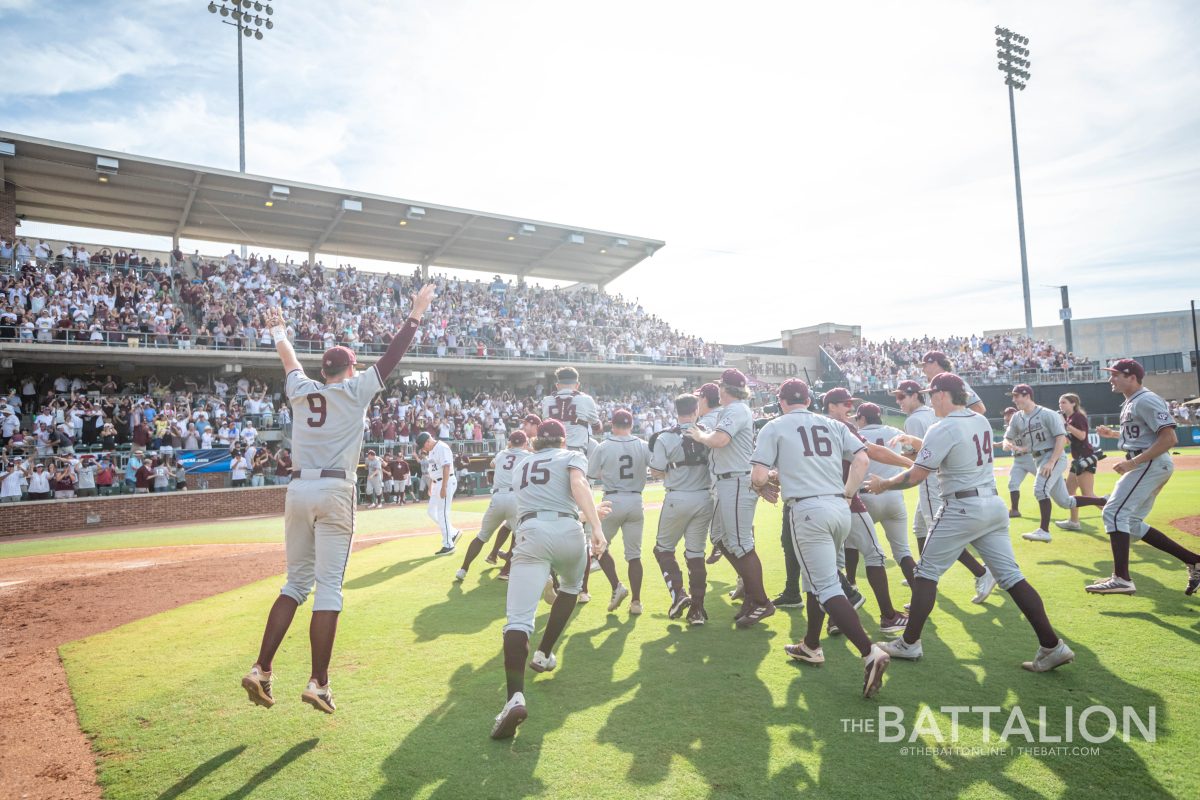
[829,333,1090,392]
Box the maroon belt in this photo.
[291,469,347,479]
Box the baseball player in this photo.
[417,432,460,555]
[1088,359,1200,595]
[488,414,542,569]
[456,430,530,581]
[750,379,891,698]
[491,419,608,740]
[920,351,986,414]
[649,393,715,626]
[1008,384,1106,543]
[242,283,434,714]
[686,368,773,626]
[892,380,996,604]
[587,409,651,615]
[383,451,403,505]
[820,388,910,634]
[693,382,726,566]
[364,449,385,509]
[1001,406,1035,518]
[868,372,1075,674]
[540,367,601,454]
[853,402,916,585]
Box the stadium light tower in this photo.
[996,25,1034,337]
[207,1,277,174]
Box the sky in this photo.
[2,0,1198,346]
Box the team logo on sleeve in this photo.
[1155,411,1171,423]
[918,447,932,462]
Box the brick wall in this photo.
[1,486,286,538]
[0,181,16,241]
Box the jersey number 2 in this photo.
[305,394,327,428]
[618,454,634,480]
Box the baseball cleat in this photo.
[435,546,453,556]
[577,591,591,604]
[1054,520,1082,531]
[454,568,467,582]
[863,644,890,698]
[1009,508,1022,518]
[736,601,776,629]
[1085,575,1136,594]
[827,618,841,636]
[241,665,274,708]
[729,577,745,601]
[530,650,557,673]
[771,592,804,609]
[1187,564,1200,596]
[668,591,692,620]
[589,558,601,572]
[452,531,462,546]
[706,548,723,564]
[497,572,510,581]
[542,577,558,605]
[484,555,498,566]
[629,600,643,615]
[876,637,923,660]
[972,567,998,604]
[687,604,708,626]
[1021,639,1075,673]
[900,578,909,587]
[785,641,825,665]
[301,680,335,714]
[1022,528,1053,543]
[490,693,527,740]
[608,584,630,612]
[879,612,909,635]
[840,575,865,610]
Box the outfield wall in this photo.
[1,486,286,538]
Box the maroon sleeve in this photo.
[375,318,420,381]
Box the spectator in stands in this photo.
[1,460,25,502]
[274,447,292,485]
[27,462,51,500]
[76,455,98,497]
[53,461,76,499]
[125,450,144,490]
[229,449,250,488]
[96,459,116,496]
[134,457,154,493]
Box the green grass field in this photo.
[50,464,1200,799]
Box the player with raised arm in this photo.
[750,379,891,697]
[1008,384,1106,544]
[649,394,715,626]
[1088,360,1200,595]
[1001,406,1035,518]
[241,283,434,714]
[491,420,609,740]
[587,409,651,615]
[456,430,530,581]
[868,373,1075,674]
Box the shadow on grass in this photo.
[219,739,319,800]
[344,555,439,591]
[156,745,246,800]
[411,577,509,642]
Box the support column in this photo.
[0,180,17,241]
[308,249,316,267]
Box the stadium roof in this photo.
[0,130,665,285]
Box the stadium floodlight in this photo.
[205,1,278,176]
[996,24,1034,337]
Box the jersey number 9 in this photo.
[305,394,327,428]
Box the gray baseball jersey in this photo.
[1118,388,1176,451]
[961,378,982,408]
[541,390,599,450]
[913,411,996,498]
[711,401,754,475]
[588,434,650,492]
[1003,415,1033,454]
[904,405,942,498]
[858,423,906,480]
[366,455,383,479]
[649,424,711,493]
[1014,406,1066,455]
[514,448,589,517]
[286,365,382,476]
[490,446,530,492]
[750,409,865,499]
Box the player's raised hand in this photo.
[264,306,285,329]
[410,283,436,319]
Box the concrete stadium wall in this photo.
[1144,372,1200,402]
[1,486,285,538]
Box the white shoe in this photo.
[608,584,630,612]
[863,644,890,698]
[900,578,909,587]
[490,692,527,739]
[876,637,923,660]
[972,567,997,604]
[530,650,557,673]
[1085,574,1136,594]
[629,600,643,615]
[454,568,467,582]
[542,577,558,605]
[300,680,336,714]
[1022,639,1075,673]
[1022,528,1052,543]
[577,591,591,604]
[729,576,745,601]
[1054,520,1082,531]
[784,641,825,665]
[589,558,601,572]
[241,665,274,708]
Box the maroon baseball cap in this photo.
[720,368,747,389]
[538,419,567,439]
[611,409,634,427]
[694,382,720,404]
[923,372,965,394]
[777,378,810,404]
[508,430,528,446]
[892,380,923,397]
[322,345,357,372]
[522,413,542,426]
[854,402,882,422]
[1003,406,1018,416]
[1011,384,1034,397]
[822,387,859,407]
[922,350,949,365]
[1103,358,1145,380]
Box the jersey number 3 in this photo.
[305,394,327,428]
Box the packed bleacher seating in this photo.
[827,333,1097,392]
